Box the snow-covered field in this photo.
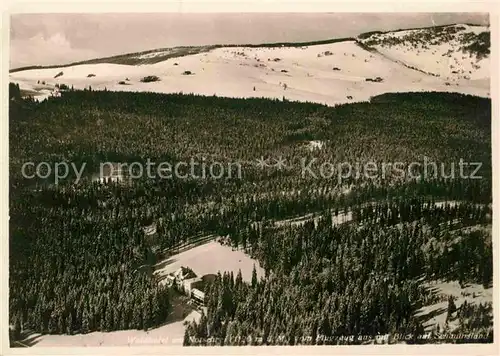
[10,24,490,106]
[155,240,265,284]
[21,310,201,347]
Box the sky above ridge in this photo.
[10,12,489,69]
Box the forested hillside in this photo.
[9,90,492,344]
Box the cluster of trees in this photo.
[140,75,161,83]
[10,90,491,197]
[452,301,493,341]
[462,31,490,59]
[185,200,492,345]
[9,82,21,101]
[9,185,172,336]
[9,90,492,343]
[361,24,490,60]
[55,83,71,90]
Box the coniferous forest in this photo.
[9,89,492,345]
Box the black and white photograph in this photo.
[4,4,497,353]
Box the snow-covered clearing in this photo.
[416,280,492,332]
[275,210,353,228]
[154,240,265,285]
[23,310,200,347]
[273,200,461,229]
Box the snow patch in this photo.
[154,241,264,284]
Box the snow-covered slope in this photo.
[358,24,490,80]
[10,24,490,106]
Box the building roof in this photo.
[173,266,197,280]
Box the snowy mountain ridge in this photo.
[10,23,490,105]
